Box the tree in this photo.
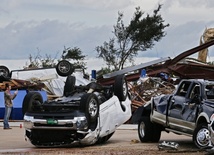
[25,47,87,70]
[62,46,87,69]
[24,49,58,69]
[96,4,169,71]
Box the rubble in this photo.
[97,39,214,112]
[128,76,176,111]
[158,141,179,150]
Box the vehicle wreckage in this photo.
[1,37,214,120]
[133,79,214,149]
[98,38,214,149]
[97,39,214,112]
[0,29,214,143]
[22,60,132,147]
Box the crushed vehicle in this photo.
[132,79,214,149]
[23,60,132,147]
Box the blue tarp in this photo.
[0,90,47,120]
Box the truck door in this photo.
[168,81,200,133]
[180,83,200,122]
[168,81,192,119]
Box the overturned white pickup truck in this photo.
[23,60,132,147]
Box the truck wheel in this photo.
[152,123,162,142]
[193,123,210,148]
[22,92,43,115]
[114,74,128,101]
[56,60,74,77]
[64,75,76,96]
[0,66,10,82]
[138,117,153,142]
[80,93,99,123]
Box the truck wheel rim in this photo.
[196,128,210,147]
[139,122,145,138]
[59,62,70,73]
[89,98,98,117]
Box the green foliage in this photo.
[96,4,169,71]
[62,46,87,70]
[96,67,112,78]
[62,46,85,60]
[24,52,57,69]
[25,47,87,70]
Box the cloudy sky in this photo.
[0,0,214,71]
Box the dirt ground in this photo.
[0,126,213,155]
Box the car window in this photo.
[176,81,191,97]
[189,84,200,99]
[206,85,214,99]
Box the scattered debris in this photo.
[158,141,179,150]
[131,139,140,143]
[128,76,175,111]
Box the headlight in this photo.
[74,117,88,130]
[24,115,34,121]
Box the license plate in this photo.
[47,119,58,125]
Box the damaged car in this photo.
[22,60,132,147]
[132,79,214,149]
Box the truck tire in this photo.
[138,117,161,142]
[22,92,43,115]
[0,66,10,82]
[114,74,128,101]
[56,60,74,77]
[152,123,161,142]
[193,123,210,148]
[80,93,99,124]
[64,75,76,96]
[138,117,153,142]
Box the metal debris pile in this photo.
[129,76,176,111]
[0,78,45,91]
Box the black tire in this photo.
[152,123,162,142]
[22,92,43,115]
[138,117,153,142]
[138,118,161,142]
[193,123,210,148]
[0,65,10,77]
[63,75,76,96]
[114,74,128,101]
[80,93,99,123]
[96,132,115,144]
[56,60,74,77]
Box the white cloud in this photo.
[162,0,214,26]
[0,20,113,59]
